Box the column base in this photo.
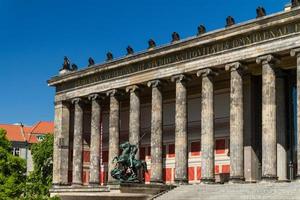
[107,180,121,185]
[200,178,215,184]
[294,175,300,182]
[71,182,83,187]
[150,180,164,185]
[52,183,70,188]
[277,179,290,183]
[229,176,245,184]
[89,182,100,187]
[174,178,189,185]
[261,175,278,182]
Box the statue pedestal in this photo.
[120,183,176,195]
[50,183,175,200]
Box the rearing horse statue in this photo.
[111,142,148,182]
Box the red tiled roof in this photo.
[0,121,54,144]
[30,121,54,134]
[26,133,38,143]
[0,124,29,142]
[26,121,54,144]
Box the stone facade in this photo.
[49,5,300,194]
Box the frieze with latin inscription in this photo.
[56,21,300,92]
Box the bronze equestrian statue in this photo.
[111,142,148,183]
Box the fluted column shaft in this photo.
[226,62,245,182]
[291,48,300,180]
[127,86,141,159]
[257,55,279,181]
[53,101,70,186]
[72,98,84,186]
[197,69,217,183]
[107,90,120,183]
[148,80,163,183]
[88,94,103,186]
[171,75,188,184]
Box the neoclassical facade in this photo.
[49,3,300,190]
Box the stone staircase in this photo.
[154,182,300,200]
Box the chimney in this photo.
[19,123,26,141]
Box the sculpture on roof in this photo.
[59,56,78,73]
[88,57,95,66]
[61,56,71,70]
[106,52,113,61]
[292,0,300,7]
[171,32,180,42]
[126,46,134,55]
[71,64,78,71]
[256,6,266,18]
[111,142,148,183]
[225,16,235,27]
[148,39,156,49]
[197,25,206,36]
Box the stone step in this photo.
[154,182,300,200]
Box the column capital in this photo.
[171,74,191,83]
[196,68,218,78]
[225,62,247,72]
[147,80,162,88]
[126,85,140,93]
[106,89,122,97]
[71,97,84,105]
[291,48,300,58]
[256,54,280,65]
[88,93,105,101]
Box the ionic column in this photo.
[147,80,163,184]
[126,85,141,159]
[88,94,103,186]
[225,62,245,183]
[256,55,280,181]
[197,69,217,183]
[107,89,120,184]
[291,48,300,180]
[171,74,189,184]
[72,98,84,186]
[53,101,70,186]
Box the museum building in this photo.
[48,2,300,190]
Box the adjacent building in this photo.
[0,121,54,173]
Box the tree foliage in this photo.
[0,129,59,199]
[24,134,59,199]
[0,128,26,200]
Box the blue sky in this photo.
[0,0,289,125]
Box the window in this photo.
[36,135,45,141]
[12,147,20,157]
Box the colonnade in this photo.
[52,50,300,186]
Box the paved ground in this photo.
[155,182,300,200]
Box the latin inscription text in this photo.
[57,22,300,92]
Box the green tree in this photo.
[0,128,26,200]
[24,134,59,199]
